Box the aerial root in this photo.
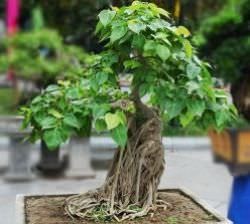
[64,191,172,222]
[64,116,166,222]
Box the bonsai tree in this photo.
[0,28,89,108]
[21,1,236,222]
[0,29,89,85]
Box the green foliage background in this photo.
[195,0,250,83]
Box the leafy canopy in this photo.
[21,1,237,149]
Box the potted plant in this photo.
[0,28,90,175]
[196,0,250,175]
[20,2,236,223]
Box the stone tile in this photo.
[215,202,229,216]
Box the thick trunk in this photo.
[65,98,165,221]
[103,112,165,208]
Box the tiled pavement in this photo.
[0,140,232,224]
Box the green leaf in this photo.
[156,44,170,61]
[110,25,128,43]
[116,111,127,125]
[166,100,185,119]
[183,39,192,58]
[144,40,156,52]
[187,100,205,117]
[31,96,43,104]
[139,83,148,97]
[66,87,81,99]
[111,124,127,149]
[95,21,102,34]
[128,20,146,34]
[215,89,228,99]
[123,60,141,69]
[43,129,62,150]
[174,26,191,37]
[148,3,169,18]
[92,104,110,120]
[48,109,63,119]
[186,63,201,79]
[95,119,107,132]
[186,81,200,94]
[215,111,228,127]
[105,112,121,130]
[148,19,167,31]
[63,114,80,129]
[180,111,194,127]
[45,85,60,93]
[157,8,170,18]
[40,116,57,130]
[96,72,109,85]
[98,10,116,26]
[132,35,145,50]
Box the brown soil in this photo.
[25,190,220,224]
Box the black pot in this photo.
[35,140,68,177]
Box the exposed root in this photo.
[65,104,167,222]
[65,191,172,222]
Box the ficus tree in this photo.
[21,1,236,222]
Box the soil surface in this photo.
[25,190,220,224]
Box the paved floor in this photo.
[0,145,232,224]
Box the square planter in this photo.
[16,188,231,224]
[209,129,250,175]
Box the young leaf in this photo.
[105,112,121,130]
[157,8,170,18]
[174,26,191,37]
[48,109,63,119]
[183,39,192,58]
[111,124,127,149]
